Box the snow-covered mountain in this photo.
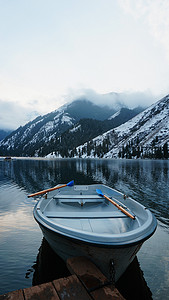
[2,93,168,159]
[74,95,169,159]
[0,99,142,157]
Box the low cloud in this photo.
[0,99,38,130]
[0,89,162,131]
[65,88,157,109]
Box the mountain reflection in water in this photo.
[31,238,152,300]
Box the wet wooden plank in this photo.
[23,282,59,300]
[0,257,125,300]
[53,274,92,300]
[91,286,125,300]
[0,290,24,300]
[67,256,109,291]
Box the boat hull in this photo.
[38,222,143,282]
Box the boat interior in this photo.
[36,184,149,235]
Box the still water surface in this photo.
[0,158,168,299]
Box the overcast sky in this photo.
[1,0,169,130]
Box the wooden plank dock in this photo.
[0,256,125,300]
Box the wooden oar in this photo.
[28,180,74,198]
[96,189,135,220]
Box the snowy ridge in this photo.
[0,101,75,155]
[0,95,167,158]
[75,95,169,159]
[0,99,124,156]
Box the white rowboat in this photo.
[32,182,157,281]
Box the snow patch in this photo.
[61,114,73,125]
[69,124,81,133]
[108,110,121,120]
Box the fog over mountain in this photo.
[0,98,144,157]
[0,98,39,130]
[0,93,168,159]
[0,90,156,131]
[65,89,156,109]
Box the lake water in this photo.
[0,158,168,299]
